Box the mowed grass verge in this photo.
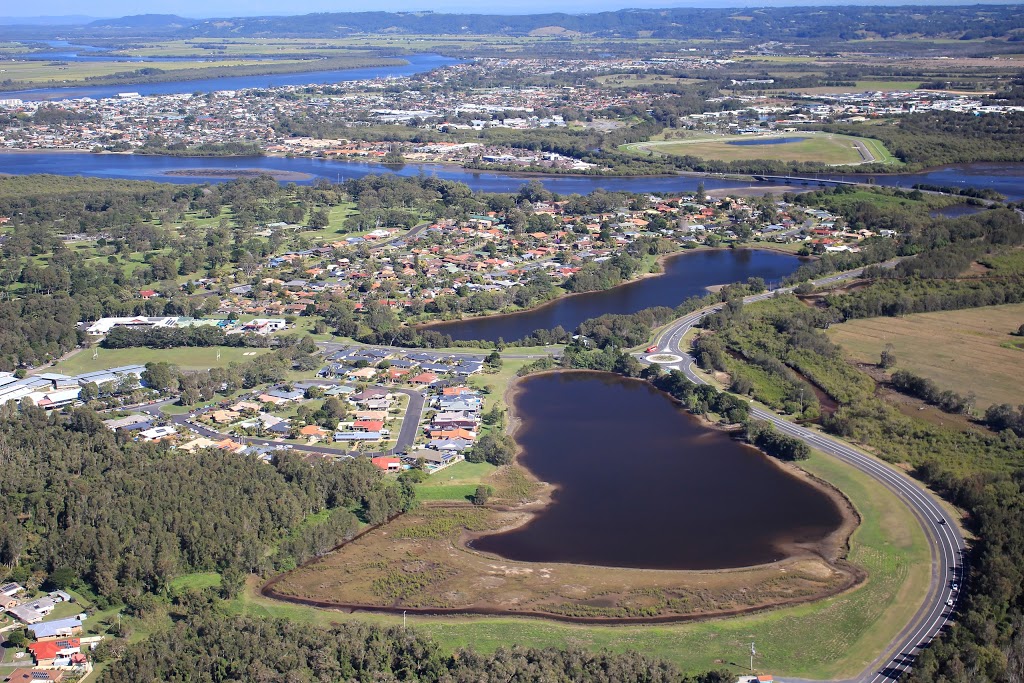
[827,303,1024,409]
[50,345,271,375]
[240,446,928,679]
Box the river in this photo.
[471,371,845,570]
[421,248,802,343]
[1,152,1020,200]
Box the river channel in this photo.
[421,248,802,343]
[1,152,1021,201]
[471,371,845,570]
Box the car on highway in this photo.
[646,345,658,353]
[937,518,946,525]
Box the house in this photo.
[209,409,241,424]
[0,594,18,610]
[353,419,385,433]
[298,425,330,439]
[28,614,86,640]
[409,372,438,386]
[138,425,176,442]
[371,456,401,472]
[0,582,24,597]
[9,597,55,624]
[138,289,157,299]
[28,638,80,666]
[4,669,64,682]
[429,427,476,441]
[47,591,72,603]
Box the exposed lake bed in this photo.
[264,371,861,622]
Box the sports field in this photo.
[624,133,895,166]
[827,303,1024,409]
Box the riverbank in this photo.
[164,168,314,181]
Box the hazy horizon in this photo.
[3,0,1022,21]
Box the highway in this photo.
[646,267,965,682]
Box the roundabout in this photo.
[646,353,683,364]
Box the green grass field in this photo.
[625,133,894,166]
[237,444,929,679]
[827,303,1024,409]
[50,345,271,375]
[415,461,498,500]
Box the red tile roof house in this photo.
[353,419,385,433]
[138,289,157,299]
[28,638,80,666]
[371,456,401,472]
[409,372,438,386]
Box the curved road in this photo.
[646,268,965,682]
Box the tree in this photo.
[879,343,897,369]
[46,567,78,590]
[484,350,503,370]
[471,485,492,506]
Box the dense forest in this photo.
[102,607,730,683]
[0,403,415,604]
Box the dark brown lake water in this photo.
[471,371,844,570]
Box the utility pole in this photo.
[750,642,756,672]
[403,610,407,628]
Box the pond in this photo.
[471,371,845,570]
[420,248,803,342]
[728,137,807,146]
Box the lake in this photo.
[421,248,802,342]
[471,371,845,570]
[728,137,806,146]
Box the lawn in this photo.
[415,461,497,501]
[625,133,887,166]
[50,345,271,375]
[242,445,928,680]
[827,303,1024,409]
[469,358,532,412]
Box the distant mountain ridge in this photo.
[3,6,1024,40]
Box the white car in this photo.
[947,597,955,607]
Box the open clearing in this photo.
[248,446,928,680]
[624,133,895,166]
[827,303,1024,409]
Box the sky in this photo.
[5,0,1023,19]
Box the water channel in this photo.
[471,371,845,570]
